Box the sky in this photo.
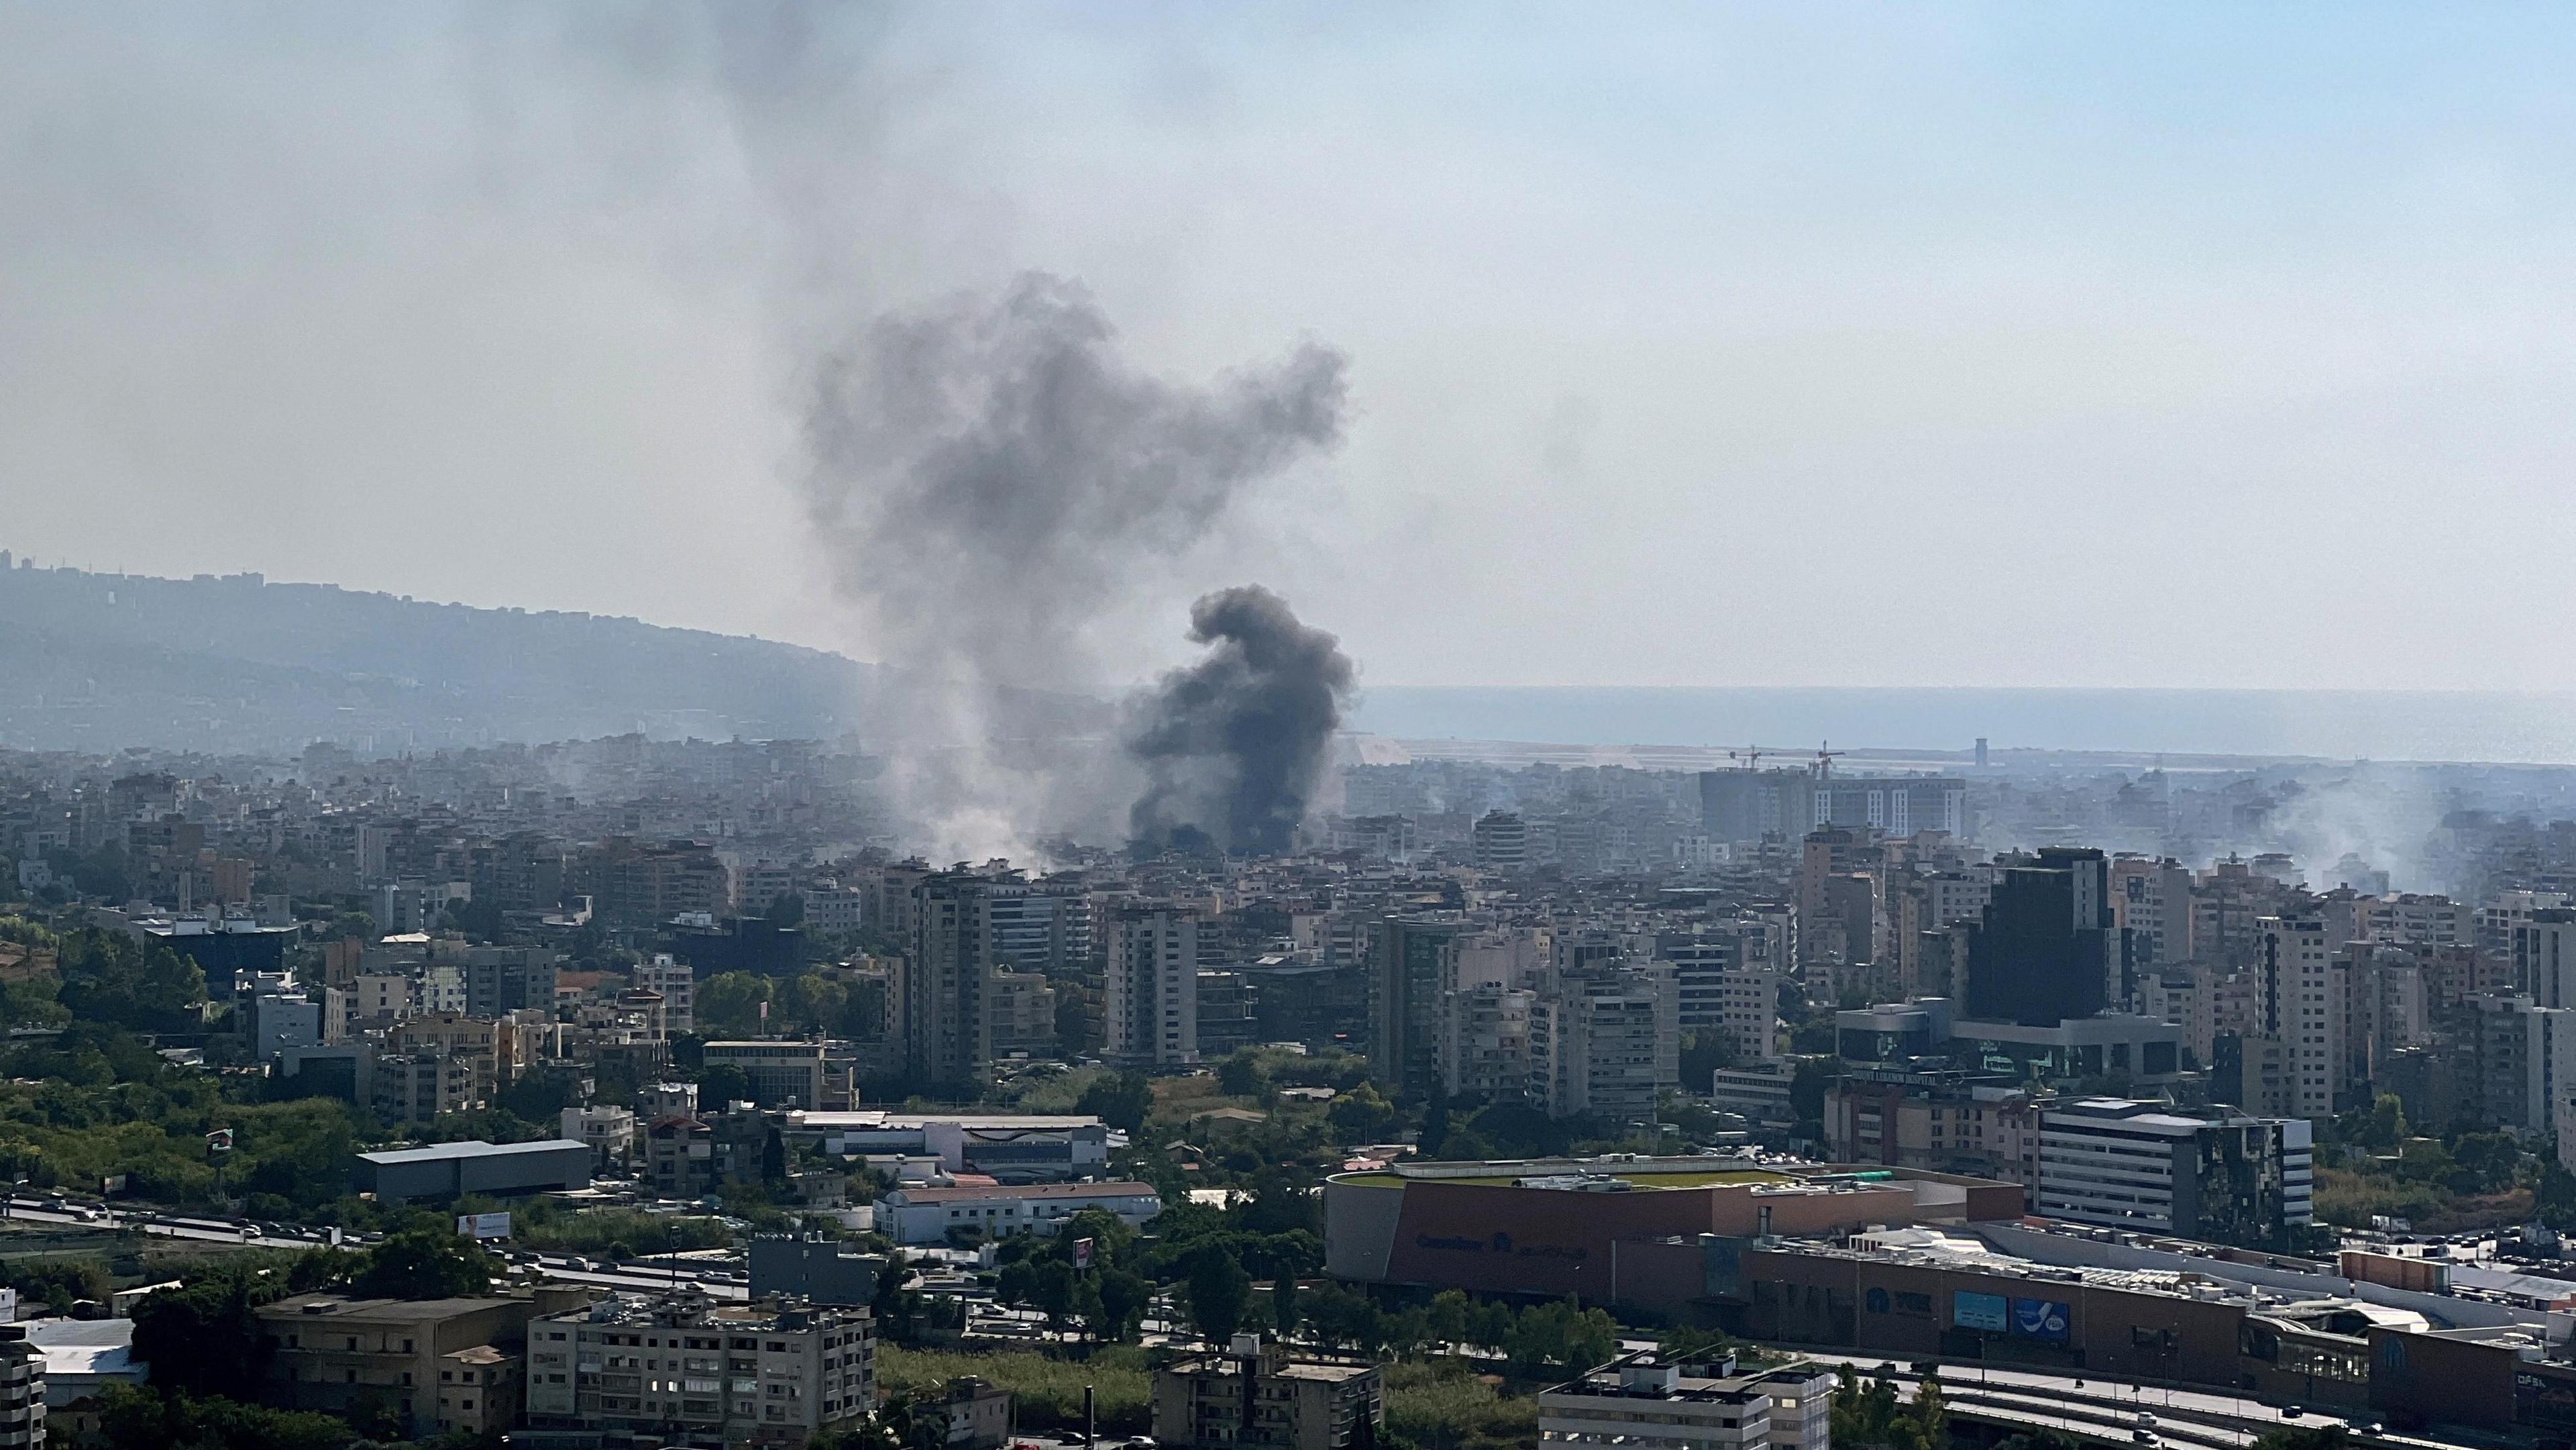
[8,4,2576,694]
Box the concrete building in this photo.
[877,1181,1162,1246]
[1538,1353,1832,1450]
[922,1376,1011,1450]
[256,1294,533,1439]
[1152,1335,1382,1450]
[908,870,998,1086]
[747,1237,888,1306]
[0,1327,40,1450]
[2256,915,2339,1121]
[1471,811,1527,873]
[1526,964,1677,1123]
[561,1106,637,1170]
[702,1041,844,1110]
[1106,905,1199,1066]
[356,1139,592,1202]
[634,953,696,1035]
[2035,1098,2314,1249]
[524,1292,873,1449]
[371,1052,482,1126]
[1434,984,1533,1100]
[1660,928,1781,1065]
[1370,915,1466,1097]
[434,1343,521,1439]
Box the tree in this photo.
[697,1061,754,1107]
[1078,1072,1155,1133]
[1032,1259,1077,1337]
[695,974,769,1037]
[766,892,807,928]
[1097,1267,1152,1343]
[761,1127,789,1184]
[350,1228,492,1300]
[1218,1051,1269,1098]
[1328,1082,1395,1143]
[131,1277,270,1398]
[1271,1274,1303,1339]
[1186,1245,1253,1344]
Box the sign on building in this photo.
[455,1212,513,1240]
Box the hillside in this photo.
[0,558,1093,755]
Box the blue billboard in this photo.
[1953,1291,2009,1331]
[2010,1297,2071,1341]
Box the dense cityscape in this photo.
[0,709,2573,1449]
[13,6,2576,1450]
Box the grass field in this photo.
[877,1344,1156,1436]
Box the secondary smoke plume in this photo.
[800,273,1348,855]
[1128,584,1356,854]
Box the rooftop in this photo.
[359,1137,590,1166]
[888,1180,1158,1204]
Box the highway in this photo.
[0,1197,753,1300]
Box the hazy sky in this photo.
[9,5,2576,692]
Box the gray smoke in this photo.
[1128,584,1356,855]
[799,272,1348,855]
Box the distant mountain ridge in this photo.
[0,557,1095,756]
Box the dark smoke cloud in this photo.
[1128,584,1356,854]
[798,272,1348,854]
[803,272,1345,695]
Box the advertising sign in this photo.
[455,1212,513,1241]
[2010,1297,2071,1341]
[1073,1237,1095,1272]
[205,1129,234,1154]
[1953,1291,2009,1332]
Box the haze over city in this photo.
[12,9,2576,1450]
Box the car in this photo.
[2283,1406,2306,1419]
[239,1225,262,1237]
[565,1257,594,1272]
[2131,1434,2159,1447]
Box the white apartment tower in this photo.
[633,953,696,1035]
[2257,915,2339,1121]
[1107,907,1199,1066]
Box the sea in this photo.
[1342,687,2576,767]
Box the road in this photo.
[0,1197,753,1300]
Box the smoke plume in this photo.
[799,273,1348,855]
[1128,584,1356,854]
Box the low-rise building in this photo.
[1538,1352,1831,1450]
[2036,1097,2313,1249]
[922,1376,1010,1450]
[435,1343,521,1439]
[356,1139,593,1202]
[747,1237,888,1306]
[561,1105,637,1170]
[255,1294,533,1439]
[523,1292,873,1449]
[877,1181,1162,1246]
[1152,1335,1381,1450]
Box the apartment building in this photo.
[1537,1353,1832,1450]
[701,1041,845,1111]
[1106,905,1199,1066]
[633,953,697,1035]
[1152,1335,1382,1450]
[1434,985,1533,1099]
[256,1294,533,1440]
[525,1293,873,1449]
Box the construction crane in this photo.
[1727,747,1767,772]
[1811,741,1845,780]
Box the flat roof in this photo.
[360,1138,589,1166]
[889,1181,1158,1204]
[1332,1167,1792,1190]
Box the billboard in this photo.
[455,1212,513,1241]
[1072,1237,1095,1272]
[1953,1291,2009,1332]
[2010,1297,2071,1341]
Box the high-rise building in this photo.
[2109,856,2194,969]
[1435,984,1534,1098]
[1107,907,1199,1066]
[1370,916,1466,1097]
[908,872,997,1086]
[2518,909,2576,1006]
[2254,915,2337,1121]
[1526,964,1676,1123]
[1471,811,1528,872]
[1963,847,2121,1028]
[1657,928,1780,1064]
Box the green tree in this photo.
[131,1276,271,1398]
[767,892,807,927]
[1187,1245,1253,1345]
[1032,1259,1077,1336]
[1327,1082,1396,1143]
[1078,1072,1155,1133]
[695,973,769,1037]
[697,1061,755,1107]
[1098,1267,1152,1343]
[350,1227,492,1300]
[1273,1275,1304,1339]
